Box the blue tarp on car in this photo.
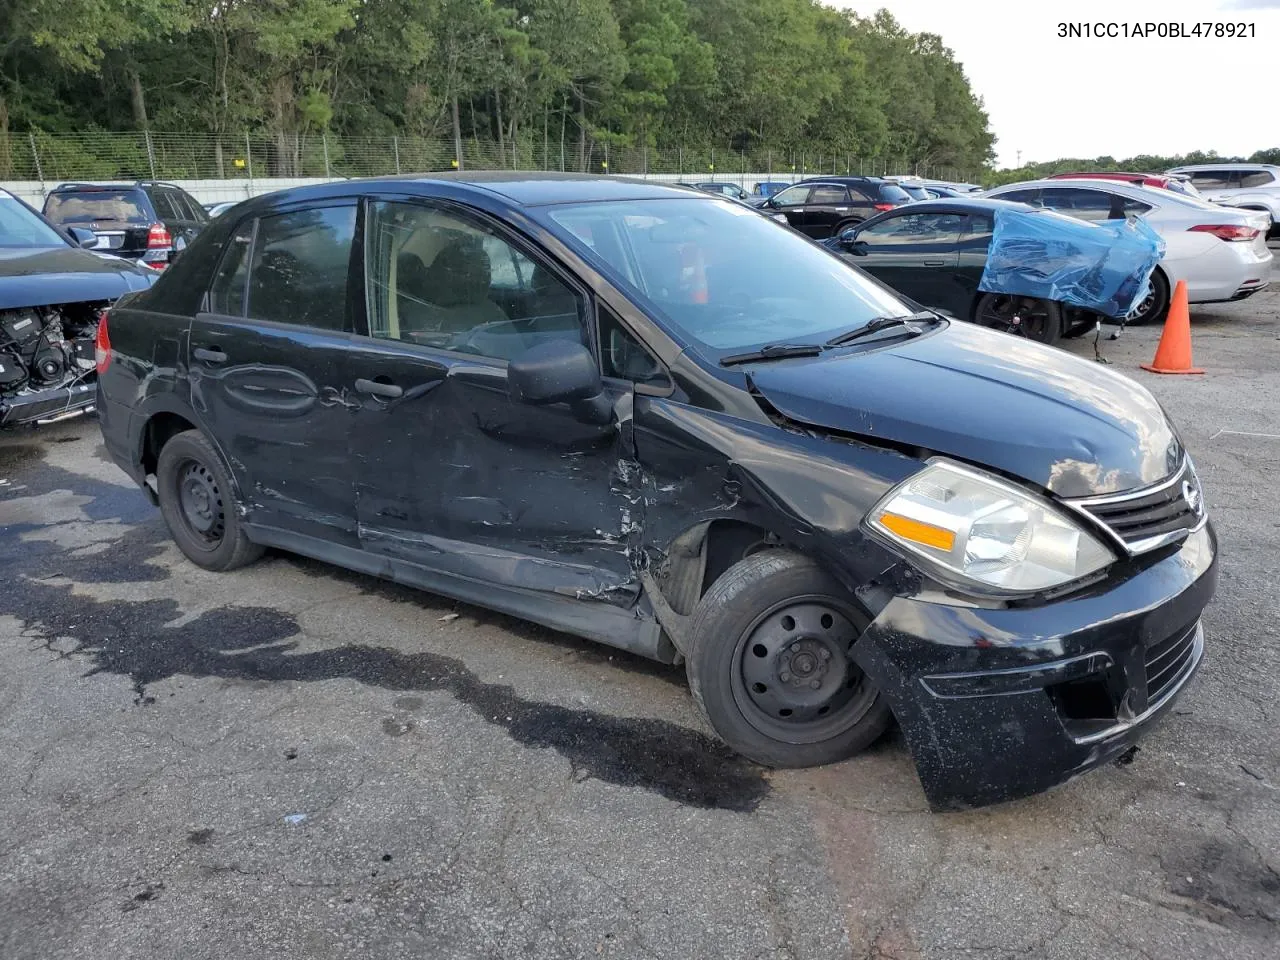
[980,208,1165,319]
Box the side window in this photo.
[177,189,207,222]
[599,309,669,388]
[1239,169,1275,188]
[995,188,1041,206]
[1038,188,1117,221]
[1121,197,1153,216]
[149,189,179,221]
[808,185,849,205]
[1188,170,1235,189]
[245,205,356,331]
[364,200,586,362]
[858,213,966,244]
[962,214,994,244]
[771,185,811,207]
[208,220,254,316]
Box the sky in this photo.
[831,0,1280,168]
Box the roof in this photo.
[378,171,700,205]
[1168,162,1280,171]
[886,197,1033,213]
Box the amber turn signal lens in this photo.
[877,512,956,551]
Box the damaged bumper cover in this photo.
[853,522,1217,811]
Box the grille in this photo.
[1071,459,1204,553]
[1145,621,1199,704]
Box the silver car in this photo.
[1167,163,1280,236]
[983,178,1273,324]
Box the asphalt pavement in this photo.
[1,252,1277,959]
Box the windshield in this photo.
[44,190,149,225]
[0,193,70,248]
[897,184,930,201]
[543,197,914,352]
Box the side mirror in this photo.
[508,340,612,425]
[67,226,97,248]
[838,228,866,253]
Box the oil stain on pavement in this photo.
[0,439,771,814]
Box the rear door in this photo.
[843,211,967,315]
[803,184,854,238]
[188,202,361,546]
[345,197,639,601]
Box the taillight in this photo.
[1188,224,1259,242]
[873,203,895,211]
[147,222,171,248]
[95,311,111,373]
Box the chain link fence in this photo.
[0,130,980,192]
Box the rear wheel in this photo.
[974,293,1062,345]
[1125,268,1170,326]
[156,429,264,571]
[685,551,891,768]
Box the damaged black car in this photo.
[1,187,156,427]
[96,174,1217,810]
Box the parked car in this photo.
[923,181,983,194]
[688,181,752,203]
[825,198,1096,344]
[1046,171,1202,199]
[42,180,208,269]
[0,187,155,427]
[921,185,969,199]
[983,178,1272,323]
[752,181,790,199]
[204,200,240,219]
[1166,163,1280,236]
[97,173,1217,811]
[759,177,912,238]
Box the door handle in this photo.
[193,346,227,364]
[355,378,403,399]
[922,259,948,266]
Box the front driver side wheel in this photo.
[685,551,892,768]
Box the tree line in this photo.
[988,148,1280,186]
[0,0,995,176]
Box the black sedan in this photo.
[1,188,156,426]
[96,173,1214,810]
[826,197,1089,344]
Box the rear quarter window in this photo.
[1239,170,1276,188]
[877,183,913,203]
[44,190,151,225]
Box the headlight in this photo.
[868,460,1114,593]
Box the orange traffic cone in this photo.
[1141,279,1203,375]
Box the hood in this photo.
[747,322,1181,498]
[0,246,156,310]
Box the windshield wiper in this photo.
[720,343,823,367]
[824,311,939,347]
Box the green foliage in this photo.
[984,149,1280,187]
[0,0,996,173]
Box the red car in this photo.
[1047,172,1200,198]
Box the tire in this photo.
[685,550,892,768]
[974,293,1062,345]
[156,429,264,572]
[831,218,861,240]
[1125,268,1169,326]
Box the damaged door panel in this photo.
[188,202,361,544]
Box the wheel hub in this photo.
[738,602,862,729]
[178,461,224,540]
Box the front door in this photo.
[765,184,813,232]
[845,211,968,316]
[187,202,362,546]
[346,197,639,603]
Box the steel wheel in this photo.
[175,458,225,547]
[975,294,1061,344]
[731,598,879,745]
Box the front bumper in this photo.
[853,522,1218,811]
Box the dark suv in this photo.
[96,174,1216,811]
[757,177,913,238]
[42,180,208,269]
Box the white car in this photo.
[982,178,1272,324]
[1166,163,1280,236]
